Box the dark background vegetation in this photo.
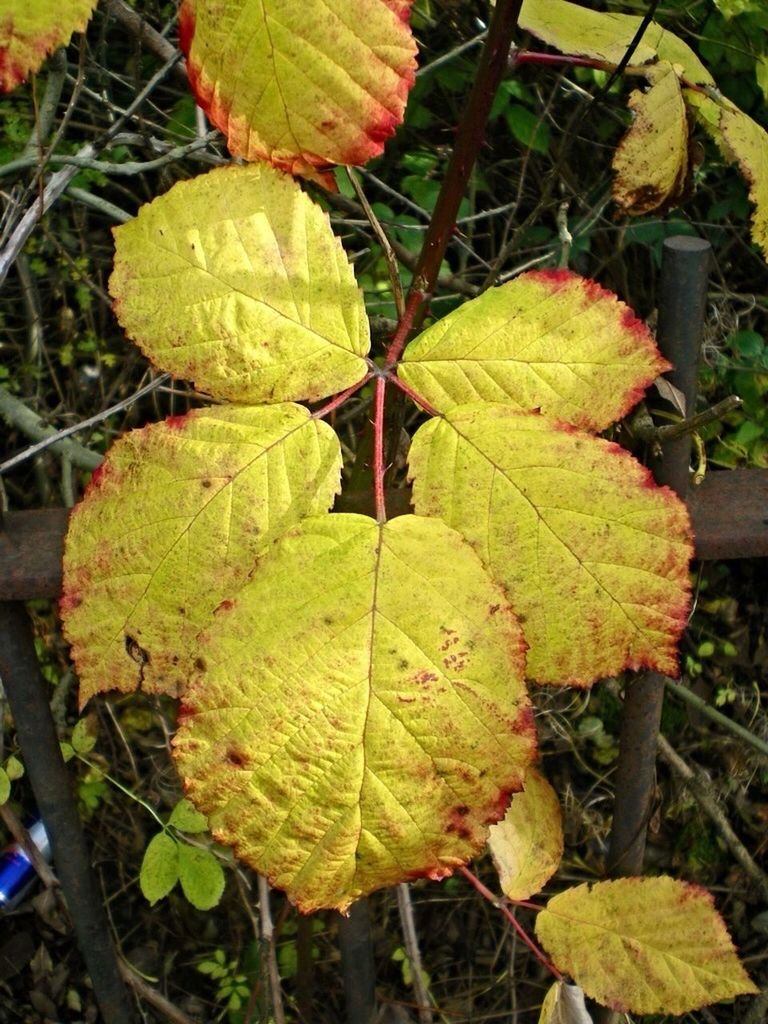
[0,0,767,1021]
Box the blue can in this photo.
[0,819,51,911]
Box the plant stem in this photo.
[389,374,440,417]
[378,0,525,482]
[385,288,426,366]
[458,866,563,981]
[373,375,387,523]
[396,883,433,1024]
[311,374,372,421]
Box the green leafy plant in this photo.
[5,0,760,1015]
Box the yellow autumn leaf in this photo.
[109,164,370,405]
[613,62,690,217]
[61,404,342,703]
[399,270,668,430]
[0,0,96,93]
[408,404,693,686]
[535,877,758,1014]
[173,513,536,913]
[518,0,713,85]
[488,765,563,900]
[179,0,417,182]
[688,92,768,260]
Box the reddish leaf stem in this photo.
[511,48,709,95]
[385,288,425,366]
[311,373,372,420]
[458,865,563,981]
[373,375,387,524]
[408,0,525,324]
[389,374,440,418]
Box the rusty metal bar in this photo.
[0,602,136,1024]
[1,468,767,602]
[607,235,712,878]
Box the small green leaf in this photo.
[178,844,225,911]
[60,742,75,763]
[169,798,209,834]
[140,832,180,905]
[4,755,24,781]
[71,716,98,755]
[0,768,10,805]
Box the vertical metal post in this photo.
[0,602,136,1024]
[596,236,711,1023]
[337,899,378,1024]
[607,236,711,877]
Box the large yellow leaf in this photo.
[179,0,417,181]
[109,164,370,405]
[0,0,96,93]
[612,63,690,217]
[408,405,692,686]
[61,404,342,703]
[398,270,667,430]
[488,765,563,900]
[518,0,714,86]
[689,93,768,261]
[173,513,536,912]
[535,878,758,1014]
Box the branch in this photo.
[657,733,768,901]
[0,386,103,472]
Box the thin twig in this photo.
[0,132,219,179]
[664,679,768,761]
[119,959,197,1024]
[0,50,183,288]
[397,883,434,1024]
[257,874,286,1024]
[0,373,169,475]
[347,168,405,319]
[657,733,768,900]
[0,385,103,472]
[458,866,563,981]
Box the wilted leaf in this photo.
[653,377,687,416]
[0,0,97,93]
[399,270,667,430]
[178,844,225,910]
[62,404,342,703]
[173,513,536,913]
[140,832,180,905]
[409,404,692,686]
[110,164,370,404]
[535,877,758,1014]
[538,982,593,1024]
[169,799,209,834]
[179,0,417,182]
[488,765,563,900]
[613,63,690,217]
[689,93,768,260]
[518,0,713,85]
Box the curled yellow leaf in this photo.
[488,765,563,900]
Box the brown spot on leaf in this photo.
[225,748,249,769]
[193,657,206,672]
